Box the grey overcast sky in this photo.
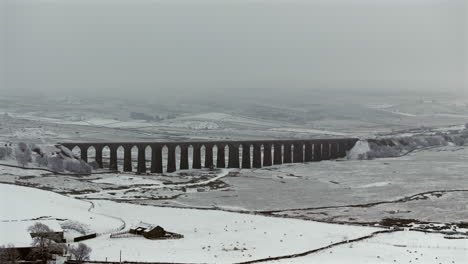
[1,0,467,100]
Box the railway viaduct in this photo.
[60,138,358,174]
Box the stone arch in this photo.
[252,143,262,168]
[263,142,272,167]
[214,144,226,168]
[239,144,244,167]
[81,145,91,162]
[161,145,169,172]
[145,144,152,159]
[187,145,194,169]
[283,142,292,163]
[71,146,81,159]
[199,144,206,168]
[330,141,339,159]
[293,142,304,163]
[303,142,307,160]
[321,141,331,160]
[223,144,229,167]
[336,141,345,158]
[144,144,151,172]
[199,144,208,168]
[241,143,253,169]
[150,144,163,173]
[313,142,322,161]
[166,144,177,173]
[304,142,313,162]
[175,145,182,171]
[203,144,214,168]
[227,143,240,168]
[123,145,137,172]
[212,144,218,167]
[87,145,96,163]
[100,145,111,169]
[114,145,123,171]
[273,143,282,165]
[135,144,150,173]
[190,144,201,169]
[178,144,190,171]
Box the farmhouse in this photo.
[129,222,166,239]
[128,222,183,240]
[0,219,64,258]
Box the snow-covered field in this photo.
[271,231,468,264]
[0,182,378,263]
[1,95,468,263]
[268,127,350,136]
[0,184,122,235]
[88,200,380,263]
[1,95,467,145]
[2,182,467,263]
[91,175,164,186]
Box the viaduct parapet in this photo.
[60,138,358,174]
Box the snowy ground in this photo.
[2,146,468,263]
[2,145,467,226]
[1,95,467,263]
[270,231,468,264]
[75,146,467,227]
[0,184,123,236]
[1,182,467,263]
[1,95,468,145]
[87,200,380,263]
[0,183,379,263]
[90,175,164,186]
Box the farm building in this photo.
[0,219,64,259]
[127,222,182,240]
[129,222,166,239]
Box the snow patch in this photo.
[12,128,63,140]
[358,182,391,188]
[271,231,468,264]
[348,131,468,160]
[92,176,163,186]
[269,128,349,136]
[346,140,371,160]
[0,184,122,234]
[163,121,220,130]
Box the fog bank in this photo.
[2,0,467,101]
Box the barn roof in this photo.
[0,219,63,248]
[130,221,157,231]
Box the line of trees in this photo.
[0,244,20,264]
[28,222,65,264]
[69,243,92,263]
[1,223,92,264]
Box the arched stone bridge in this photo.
[60,138,358,174]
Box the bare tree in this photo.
[69,243,92,263]
[0,244,20,264]
[27,223,63,264]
